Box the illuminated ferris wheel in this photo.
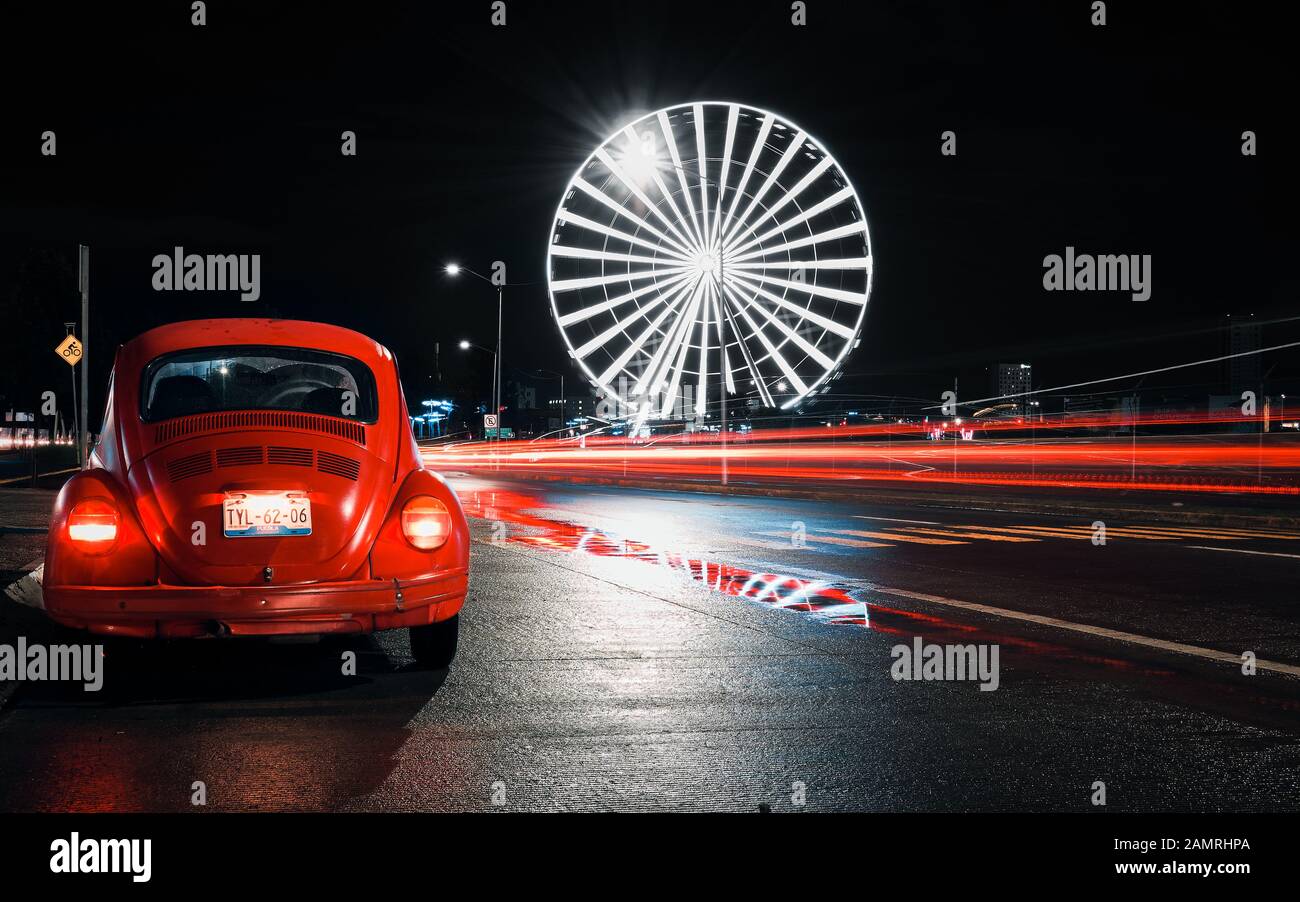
[547,101,873,420]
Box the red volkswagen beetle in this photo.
[42,318,469,668]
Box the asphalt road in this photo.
[1,476,1299,812]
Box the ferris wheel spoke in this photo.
[709,283,736,395]
[728,220,868,263]
[716,284,774,408]
[729,268,868,306]
[573,178,696,259]
[723,155,833,251]
[551,245,695,268]
[693,104,712,256]
[653,114,707,252]
[726,257,874,273]
[720,128,806,249]
[710,104,739,253]
[718,112,774,242]
[595,277,698,386]
[628,122,706,255]
[695,279,713,416]
[551,263,696,295]
[556,270,695,329]
[556,208,695,263]
[648,166,705,254]
[728,185,856,259]
[721,277,835,370]
[595,148,699,252]
[719,281,812,397]
[724,270,859,340]
[658,303,701,417]
[634,275,708,399]
[573,274,697,360]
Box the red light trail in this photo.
[424,418,1300,495]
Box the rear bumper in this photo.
[42,567,467,639]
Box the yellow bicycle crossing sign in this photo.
[55,334,83,365]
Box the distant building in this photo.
[993,363,1032,415]
[1225,315,1261,395]
[548,396,593,427]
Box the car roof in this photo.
[118,319,393,372]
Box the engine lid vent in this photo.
[153,411,366,447]
[216,446,265,468]
[166,450,214,482]
[316,450,361,481]
[267,446,314,467]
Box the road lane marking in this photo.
[729,536,806,552]
[1135,525,1300,539]
[957,525,1093,540]
[1043,525,1289,541]
[866,583,1300,678]
[1037,526,1196,541]
[851,515,943,526]
[756,531,890,548]
[1184,545,1300,560]
[829,529,966,545]
[0,466,80,486]
[898,527,1039,542]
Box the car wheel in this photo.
[409,614,458,669]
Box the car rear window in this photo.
[141,345,379,423]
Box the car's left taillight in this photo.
[67,498,118,553]
[401,495,452,550]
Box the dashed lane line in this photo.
[865,583,1300,678]
[1183,546,1300,560]
[898,527,1038,543]
[829,529,966,546]
[850,515,943,526]
[756,531,890,549]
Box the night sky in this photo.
[3,0,1296,425]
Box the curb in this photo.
[483,471,1300,530]
[0,561,45,714]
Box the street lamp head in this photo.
[458,339,471,350]
[444,263,461,276]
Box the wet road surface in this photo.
[1,477,1298,811]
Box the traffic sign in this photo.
[483,414,499,429]
[55,334,83,365]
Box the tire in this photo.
[409,614,458,669]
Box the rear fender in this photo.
[46,470,157,588]
[369,469,470,581]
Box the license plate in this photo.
[223,492,312,538]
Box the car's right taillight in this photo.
[67,498,119,552]
[401,495,451,550]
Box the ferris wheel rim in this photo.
[547,100,874,415]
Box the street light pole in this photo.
[77,245,89,466]
[495,285,502,455]
[718,253,728,486]
[445,263,507,459]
